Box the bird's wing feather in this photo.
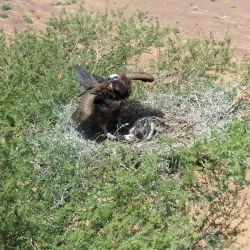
[91,74,107,83]
[75,65,99,89]
[120,72,154,82]
[72,92,96,122]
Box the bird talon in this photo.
[106,133,117,140]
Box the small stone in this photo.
[191,5,199,10]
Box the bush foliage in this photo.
[0,6,250,249]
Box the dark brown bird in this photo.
[72,65,154,139]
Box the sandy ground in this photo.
[1,0,250,60]
[1,0,250,248]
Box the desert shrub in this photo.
[1,4,12,11]
[0,6,250,249]
[238,56,250,84]
[0,7,162,248]
[1,110,248,249]
[23,15,33,23]
[153,33,233,86]
[0,13,8,18]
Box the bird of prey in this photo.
[72,64,154,139]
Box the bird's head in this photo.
[108,73,128,94]
[108,74,121,83]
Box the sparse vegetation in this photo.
[172,27,180,34]
[47,17,58,27]
[0,13,8,18]
[53,0,67,5]
[0,6,249,249]
[29,8,35,13]
[71,0,77,3]
[154,39,165,47]
[1,3,12,11]
[153,33,233,86]
[23,15,33,23]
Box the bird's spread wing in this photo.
[90,73,107,83]
[75,65,99,89]
[72,92,96,122]
[121,72,154,82]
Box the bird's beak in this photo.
[108,74,119,82]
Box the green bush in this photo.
[23,15,33,23]
[172,27,180,34]
[29,8,35,13]
[153,33,233,86]
[0,13,8,18]
[0,6,249,249]
[1,3,12,11]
